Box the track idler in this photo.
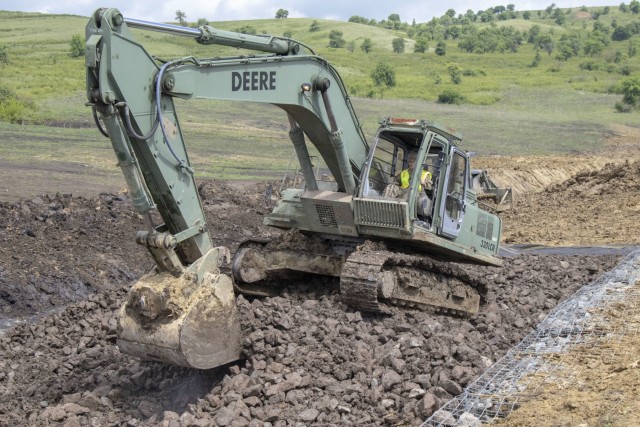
[117,248,242,369]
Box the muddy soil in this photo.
[2,131,640,426]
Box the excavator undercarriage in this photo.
[230,233,486,316]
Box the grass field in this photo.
[0,8,639,182]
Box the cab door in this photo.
[438,148,467,238]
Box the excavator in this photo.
[85,8,502,369]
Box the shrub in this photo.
[615,101,634,112]
[618,74,640,105]
[361,38,373,53]
[437,89,464,104]
[69,34,84,58]
[0,86,32,124]
[0,45,8,66]
[309,20,320,32]
[435,41,446,56]
[328,30,346,48]
[371,62,396,88]
[235,25,256,35]
[414,38,429,53]
[447,64,463,84]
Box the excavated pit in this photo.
[0,164,636,425]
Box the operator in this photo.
[400,151,433,220]
[400,152,432,193]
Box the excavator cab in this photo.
[354,118,501,264]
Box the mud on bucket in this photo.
[117,269,242,370]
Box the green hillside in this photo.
[1,6,640,182]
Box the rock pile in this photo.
[0,180,622,426]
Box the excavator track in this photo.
[231,233,486,316]
[340,246,486,316]
[230,233,349,297]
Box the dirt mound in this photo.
[0,193,149,319]
[500,160,640,246]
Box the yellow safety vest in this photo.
[400,169,432,192]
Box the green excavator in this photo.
[85,8,502,369]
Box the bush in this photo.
[615,101,634,112]
[447,64,462,84]
[235,25,256,35]
[0,45,8,66]
[580,59,600,70]
[309,20,320,32]
[371,62,396,88]
[435,41,446,56]
[0,86,32,124]
[618,74,640,105]
[328,30,346,48]
[437,89,465,104]
[69,34,84,58]
[361,38,373,53]
[414,38,429,53]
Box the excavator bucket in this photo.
[117,267,242,369]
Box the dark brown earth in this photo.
[0,169,630,426]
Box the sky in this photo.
[1,1,621,23]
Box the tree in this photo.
[613,25,632,41]
[445,9,456,18]
[523,11,531,20]
[360,38,373,53]
[528,24,541,43]
[309,20,320,32]
[556,32,581,60]
[371,62,396,97]
[175,10,187,26]
[545,3,557,16]
[435,40,447,56]
[388,13,401,22]
[631,0,640,13]
[480,11,494,22]
[69,34,84,58]
[328,30,346,48]
[414,38,429,53]
[197,18,209,26]
[392,37,405,53]
[536,34,555,55]
[275,8,289,18]
[620,3,630,13]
